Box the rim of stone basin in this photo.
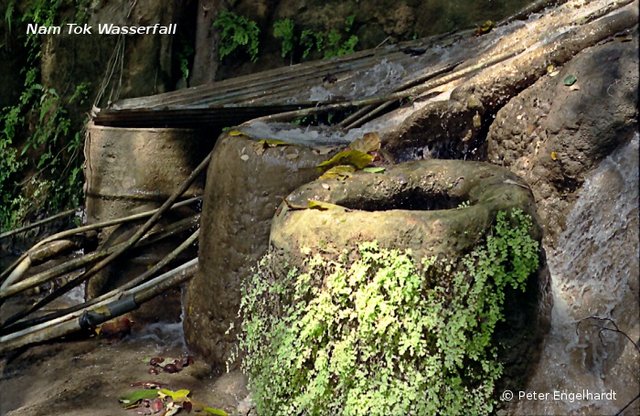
[271,159,540,259]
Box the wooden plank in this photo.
[108,31,457,111]
[93,30,470,128]
[93,104,312,128]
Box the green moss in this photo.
[239,209,539,415]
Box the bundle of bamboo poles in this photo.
[0,151,212,355]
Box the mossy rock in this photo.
[258,159,551,413]
[183,130,342,368]
[270,159,541,266]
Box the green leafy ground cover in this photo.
[240,209,539,415]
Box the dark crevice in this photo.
[340,188,467,211]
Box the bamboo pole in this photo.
[1,229,199,334]
[0,239,87,292]
[244,47,523,125]
[0,258,198,355]
[77,150,210,286]
[0,147,208,320]
[0,215,199,301]
[337,61,462,129]
[0,209,76,241]
[0,214,199,328]
[0,196,201,285]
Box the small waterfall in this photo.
[515,134,639,415]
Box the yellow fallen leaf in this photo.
[475,20,495,35]
[317,149,373,171]
[319,165,355,180]
[362,167,385,173]
[307,200,342,210]
[257,139,289,147]
[158,388,190,402]
[349,132,381,153]
[228,130,244,136]
[202,406,229,415]
[550,151,558,161]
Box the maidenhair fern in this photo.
[239,209,539,415]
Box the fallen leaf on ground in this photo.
[257,138,289,147]
[119,389,159,408]
[349,132,381,153]
[202,406,229,415]
[158,388,190,402]
[317,149,373,170]
[308,200,342,211]
[164,402,182,416]
[475,20,495,36]
[319,165,355,180]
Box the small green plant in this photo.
[239,209,539,415]
[300,29,324,59]
[176,37,194,82]
[323,15,358,59]
[273,15,359,62]
[273,18,295,59]
[213,11,260,62]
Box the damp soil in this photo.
[0,321,250,416]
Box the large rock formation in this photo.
[183,131,341,369]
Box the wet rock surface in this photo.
[486,30,638,244]
[381,0,638,161]
[512,135,639,416]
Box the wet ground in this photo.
[0,320,251,416]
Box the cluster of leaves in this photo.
[0,0,90,231]
[316,132,385,181]
[177,36,194,82]
[275,15,359,61]
[213,11,359,64]
[119,385,227,415]
[213,11,261,62]
[239,209,539,415]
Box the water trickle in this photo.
[516,134,639,415]
[131,321,186,351]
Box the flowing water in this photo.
[515,134,639,415]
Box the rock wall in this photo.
[486,31,638,245]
